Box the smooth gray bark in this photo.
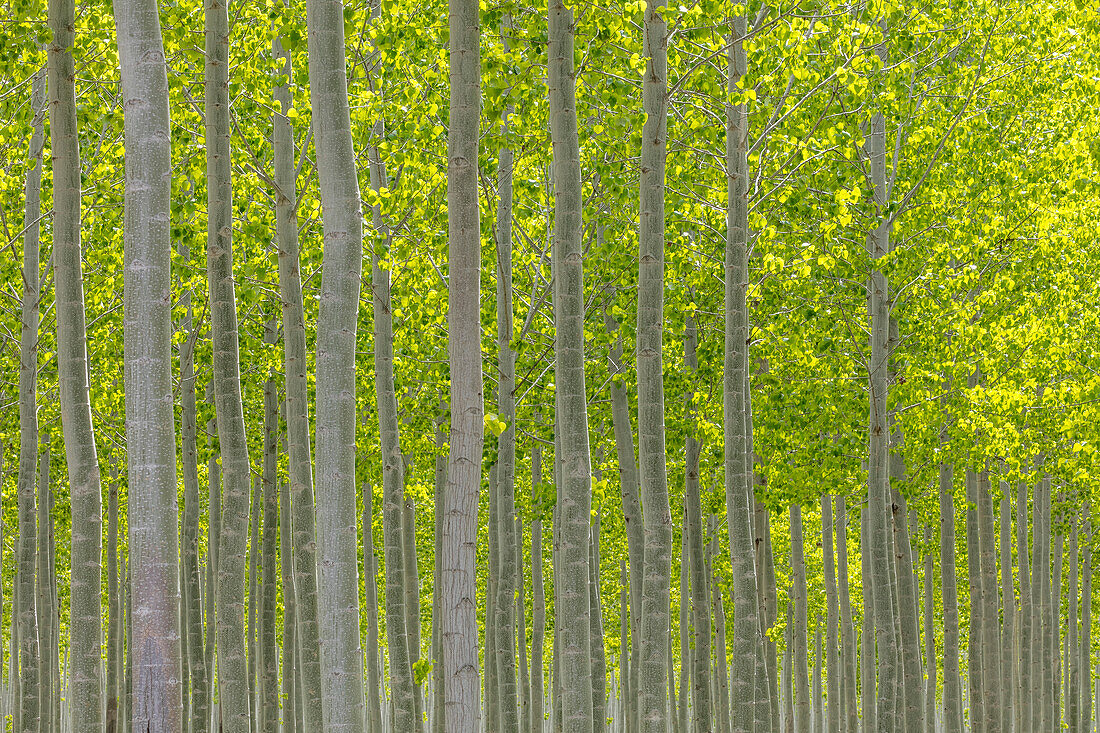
[108,455,122,733]
[1017,478,1032,733]
[443,0,483,725]
[548,0,595,725]
[271,20,324,730]
[636,0,672,725]
[16,64,45,733]
[940,463,962,733]
[791,505,810,733]
[726,11,772,732]
[684,322,711,733]
[306,0,371,722]
[260,378,279,733]
[180,243,207,733]
[363,476,383,733]
[37,441,55,733]
[532,448,547,733]
[836,498,858,733]
[369,121,416,732]
[47,1,104,725]
[494,56,520,730]
[114,0,184,721]
[280,472,297,733]
[204,0,253,723]
[823,497,839,733]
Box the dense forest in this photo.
[1,0,1099,731]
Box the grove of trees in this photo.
[2,0,1100,731]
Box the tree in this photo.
[114,0,184,724]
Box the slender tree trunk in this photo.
[1017,479,1032,733]
[823,497,839,733]
[547,0,595,723]
[978,472,1001,733]
[203,0,254,722]
[1052,510,1065,732]
[677,528,688,733]
[892,487,924,733]
[271,18,324,730]
[16,65,45,733]
[37,441,55,733]
[205,389,221,730]
[1080,513,1092,733]
[636,0,672,723]
[1032,472,1049,733]
[1068,520,1080,733]
[923,525,936,733]
[107,454,121,733]
[591,517,607,733]
[370,134,416,732]
[684,325,711,733]
[114,0,185,721]
[363,477,383,733]
[248,475,261,728]
[179,244,208,733]
[966,467,985,733]
[813,621,823,733]
[791,505,810,733]
[260,378,279,733]
[837,498,858,733]
[305,0,371,721]
[940,462,962,733]
[860,504,875,733]
[47,1,104,725]
[998,490,1014,733]
[431,415,446,733]
[443,0,483,723]
[604,298,642,733]
[519,515,531,733]
[532,448,546,733]
[710,517,730,733]
[726,11,770,733]
[494,58,520,729]
[280,471,297,733]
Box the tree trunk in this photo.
[114,0,185,721]
[370,129,416,732]
[203,0,253,722]
[271,18,324,730]
[443,0,483,724]
[1017,478,1032,733]
[260,378,279,733]
[1080,512,1092,733]
[836,498,858,733]
[1068,519,1080,733]
[791,505,810,733]
[305,0,371,722]
[547,0,595,723]
[280,472,297,733]
[940,462,962,733]
[179,242,208,733]
[923,525,936,733]
[494,57,520,729]
[978,472,1001,733]
[532,448,546,733]
[47,0,104,725]
[431,415,447,733]
[590,517,607,733]
[604,296,642,733]
[684,325,711,733]
[37,441,55,733]
[998,490,1014,733]
[710,517,730,733]
[823,497,839,733]
[107,453,122,733]
[205,387,221,729]
[636,0,672,723]
[16,64,45,733]
[248,475,261,727]
[364,479,383,733]
[891,487,924,733]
